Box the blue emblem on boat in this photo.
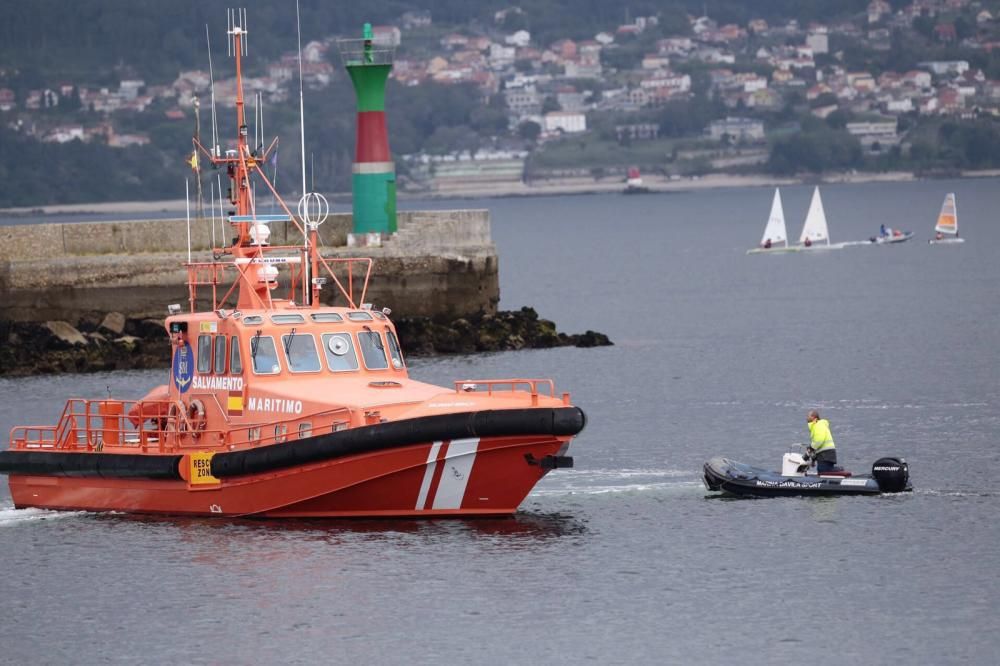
[173,342,194,393]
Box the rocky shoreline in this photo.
[0,307,611,377]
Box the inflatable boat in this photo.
[703,451,911,498]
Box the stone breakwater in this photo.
[0,308,611,377]
[0,209,611,375]
[0,210,498,322]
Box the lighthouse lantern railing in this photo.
[335,38,395,66]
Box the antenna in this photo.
[185,179,192,263]
[210,180,216,248]
[217,173,225,248]
[205,24,219,156]
[227,8,248,58]
[296,0,307,200]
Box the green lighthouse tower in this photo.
[338,23,396,234]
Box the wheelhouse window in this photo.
[214,336,227,374]
[230,336,242,373]
[311,313,344,323]
[386,331,405,370]
[271,314,305,325]
[282,333,321,373]
[358,330,388,370]
[242,315,264,325]
[197,335,212,373]
[250,335,281,374]
[321,333,359,372]
[347,311,373,321]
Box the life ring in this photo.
[167,400,207,435]
[187,399,207,434]
[167,403,182,432]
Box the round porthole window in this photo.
[327,335,350,356]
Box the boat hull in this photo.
[746,246,793,255]
[8,434,570,517]
[928,237,965,244]
[702,456,910,498]
[3,407,585,518]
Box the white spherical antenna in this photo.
[298,192,329,231]
[327,335,350,356]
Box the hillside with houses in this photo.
[3,0,1000,205]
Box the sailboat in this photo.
[797,186,840,250]
[746,188,790,254]
[929,193,964,244]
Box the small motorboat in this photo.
[703,450,911,498]
[869,230,913,244]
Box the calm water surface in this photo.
[1,179,999,664]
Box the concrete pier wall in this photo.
[0,210,497,322]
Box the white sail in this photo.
[799,186,830,245]
[935,193,958,235]
[760,188,788,246]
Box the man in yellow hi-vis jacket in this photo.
[806,410,838,473]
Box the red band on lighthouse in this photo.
[355,111,391,163]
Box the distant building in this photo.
[642,54,671,70]
[556,88,587,112]
[918,60,969,76]
[806,27,829,55]
[868,0,891,24]
[505,30,531,47]
[400,10,431,29]
[504,87,542,117]
[544,111,587,134]
[706,117,765,142]
[118,79,145,100]
[372,26,401,48]
[847,119,899,150]
[615,123,659,142]
[0,88,15,111]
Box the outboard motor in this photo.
[872,457,909,493]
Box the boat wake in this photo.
[0,505,88,526]
[531,468,702,496]
[914,488,1000,498]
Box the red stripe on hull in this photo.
[8,436,563,518]
[355,111,391,163]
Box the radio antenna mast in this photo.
[296,0,307,200]
[206,24,219,155]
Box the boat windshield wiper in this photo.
[251,329,261,360]
[363,325,384,351]
[284,327,296,355]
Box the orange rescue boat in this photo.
[0,18,585,518]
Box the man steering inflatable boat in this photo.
[806,410,838,473]
[703,410,911,498]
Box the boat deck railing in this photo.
[185,254,373,312]
[454,378,571,406]
[9,398,355,455]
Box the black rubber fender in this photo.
[0,450,183,480]
[211,407,586,478]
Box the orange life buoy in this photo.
[187,399,207,433]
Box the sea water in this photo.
[1,179,998,663]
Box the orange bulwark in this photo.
[0,13,585,518]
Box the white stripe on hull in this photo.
[432,438,479,510]
[415,441,442,510]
